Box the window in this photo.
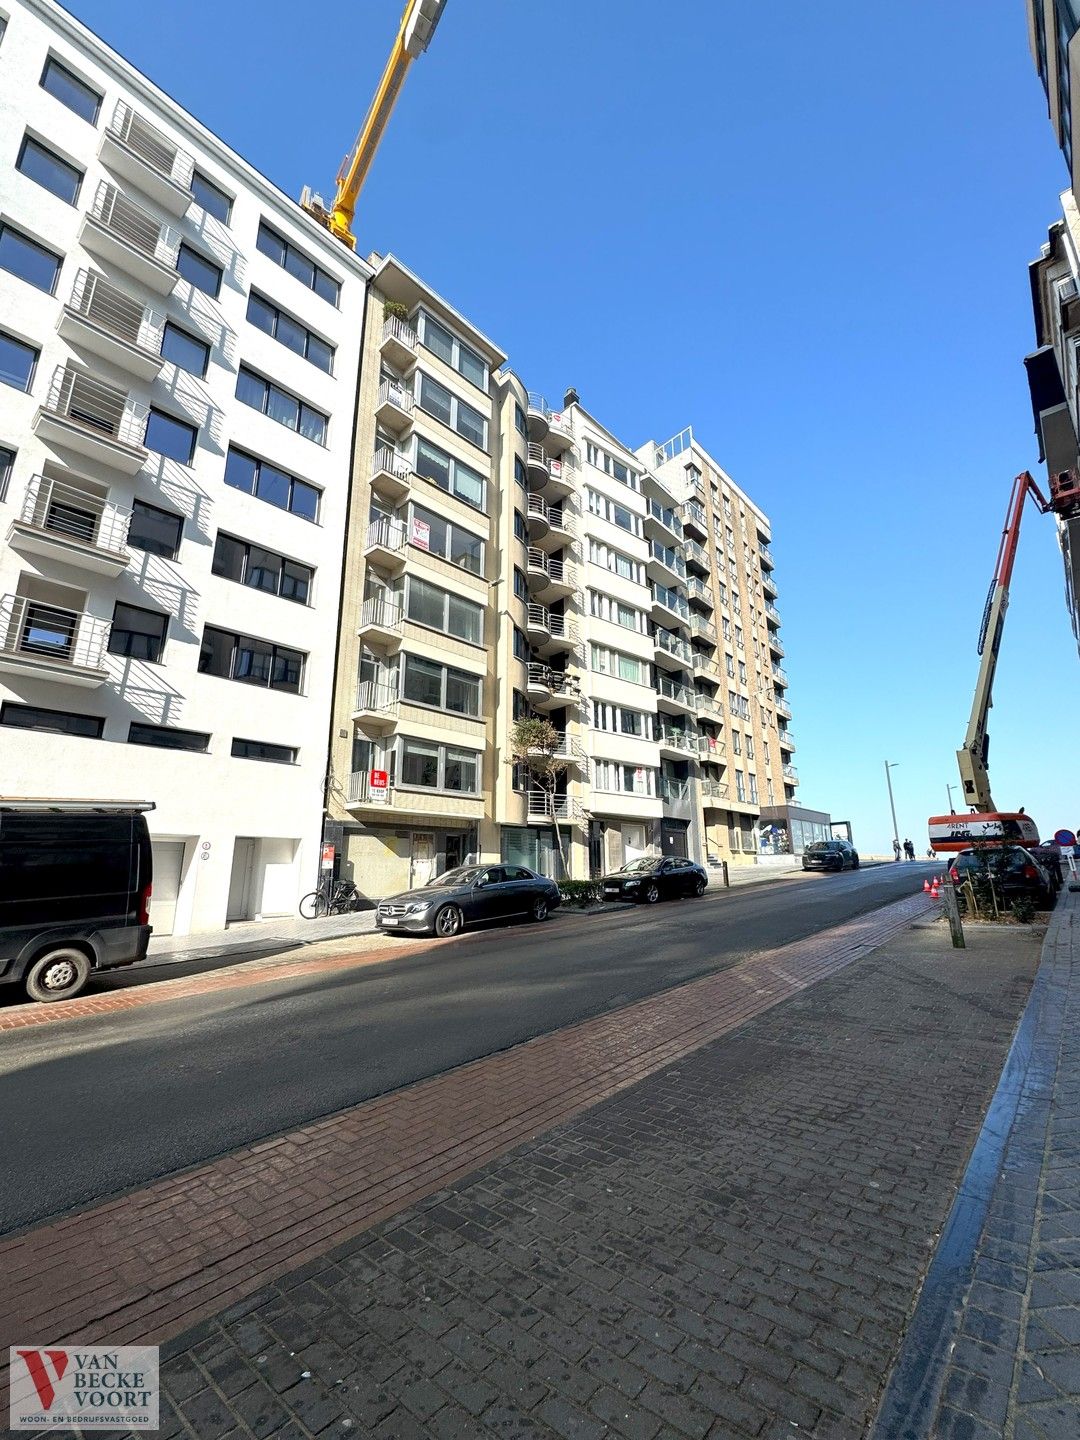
[224,446,320,522]
[514,510,527,544]
[414,436,485,510]
[128,722,209,752]
[16,135,82,204]
[236,366,327,445]
[586,489,642,536]
[176,242,222,298]
[191,170,232,224]
[738,660,747,685]
[256,222,339,305]
[199,625,305,693]
[0,702,103,738]
[586,441,640,490]
[231,737,296,763]
[746,734,755,760]
[402,575,481,643]
[591,701,653,740]
[402,654,481,716]
[416,311,488,390]
[128,499,183,558]
[161,322,210,377]
[589,591,647,633]
[515,404,527,437]
[735,769,746,802]
[409,502,484,575]
[0,224,61,293]
[0,445,14,502]
[587,540,645,586]
[399,736,480,793]
[590,644,648,685]
[145,408,197,465]
[732,731,741,756]
[40,56,101,122]
[0,332,38,392]
[513,626,528,662]
[212,532,312,604]
[593,760,655,796]
[515,456,527,488]
[417,372,488,449]
[108,603,168,662]
[246,292,334,373]
[513,567,528,602]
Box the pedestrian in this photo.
[903,838,915,861]
[893,838,901,862]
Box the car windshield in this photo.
[618,858,660,873]
[805,842,836,853]
[428,866,483,886]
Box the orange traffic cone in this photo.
[923,879,931,893]
[929,880,940,899]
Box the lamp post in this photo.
[946,783,957,815]
[885,761,900,858]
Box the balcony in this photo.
[526,441,551,485]
[100,101,194,216]
[370,445,413,504]
[380,314,418,371]
[644,499,683,546]
[695,688,724,721]
[352,679,399,731]
[33,367,148,474]
[701,779,729,806]
[526,444,574,498]
[692,652,722,683]
[364,515,409,572]
[80,183,179,295]
[647,540,685,586]
[0,594,110,686]
[783,764,799,784]
[525,391,551,442]
[762,572,778,600]
[651,583,689,626]
[653,627,692,669]
[357,595,403,648]
[526,602,552,644]
[768,633,785,658]
[778,729,796,752]
[528,552,576,600]
[771,666,789,688]
[526,663,578,710]
[657,727,697,758]
[347,771,485,820]
[775,698,792,720]
[545,502,576,541]
[655,675,697,715]
[686,576,713,610]
[8,475,131,577]
[539,732,585,766]
[526,789,578,824]
[684,538,709,575]
[689,615,717,646]
[374,378,414,433]
[764,602,781,625]
[697,734,726,761]
[659,776,693,812]
[759,544,775,570]
[526,492,550,538]
[680,499,707,540]
[57,270,164,382]
[541,611,575,655]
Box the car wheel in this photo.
[24,947,91,1003]
[530,896,549,922]
[434,904,464,938]
[643,882,660,904]
[852,857,860,869]
[692,877,706,896]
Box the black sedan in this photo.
[601,856,708,904]
[948,846,1056,907]
[376,864,560,938]
[802,839,860,872]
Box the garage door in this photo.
[150,841,186,936]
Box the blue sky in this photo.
[69,0,1080,853]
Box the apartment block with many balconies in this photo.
[0,0,369,933]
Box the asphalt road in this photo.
[0,863,933,1234]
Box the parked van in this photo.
[0,801,154,1002]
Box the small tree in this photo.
[510,716,569,877]
[383,299,409,322]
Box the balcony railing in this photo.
[680,500,707,533]
[546,503,574,533]
[40,366,146,448]
[684,539,709,570]
[66,269,162,353]
[354,678,399,714]
[686,577,713,606]
[764,603,781,625]
[348,770,394,805]
[377,377,414,416]
[759,544,775,568]
[527,788,575,821]
[697,734,726,759]
[778,730,796,749]
[771,667,789,687]
[381,314,418,354]
[108,100,195,190]
[659,777,691,804]
[657,728,697,753]
[371,444,412,485]
[0,594,110,671]
[359,595,403,633]
[654,628,692,662]
[366,516,408,554]
[783,765,799,782]
[649,540,685,577]
[690,616,717,643]
[88,182,179,268]
[701,780,729,801]
[17,475,131,556]
[651,584,689,621]
[647,499,683,538]
[775,698,792,719]
[656,676,697,708]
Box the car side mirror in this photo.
[474,877,488,888]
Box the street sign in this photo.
[1054,829,1076,847]
[369,768,389,803]
[320,843,335,870]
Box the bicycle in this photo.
[298,878,364,919]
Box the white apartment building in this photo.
[0,0,370,934]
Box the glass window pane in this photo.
[145,408,196,464]
[224,447,257,495]
[109,603,166,661]
[271,646,303,693]
[0,332,37,392]
[419,373,452,425]
[306,335,333,373]
[276,312,307,356]
[17,136,82,203]
[256,223,286,265]
[406,577,445,630]
[265,383,299,430]
[403,654,443,707]
[280,561,311,604]
[41,57,101,123]
[455,400,486,448]
[299,404,327,445]
[254,462,291,510]
[130,499,182,558]
[235,367,266,411]
[445,670,479,716]
[0,445,15,502]
[422,314,454,364]
[453,461,484,509]
[245,546,282,594]
[177,243,221,297]
[402,739,439,788]
[198,627,233,677]
[412,505,446,557]
[161,322,209,376]
[235,638,273,684]
[284,247,314,288]
[444,748,477,793]
[449,524,483,574]
[231,738,296,762]
[458,345,486,388]
[191,170,231,224]
[447,593,481,644]
[415,438,451,491]
[0,227,61,292]
[246,293,276,337]
[290,479,320,521]
[0,702,103,737]
[128,723,209,752]
[211,532,246,582]
[313,268,339,305]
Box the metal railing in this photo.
[546,503,575,534]
[371,444,412,483]
[764,603,781,625]
[649,541,685,576]
[783,764,799,782]
[684,539,709,569]
[381,314,417,352]
[759,544,775,567]
[762,573,778,595]
[365,515,408,553]
[88,182,179,268]
[771,667,789,687]
[654,628,692,662]
[775,698,792,719]
[348,770,393,805]
[527,441,549,468]
[18,475,131,556]
[527,603,552,632]
[701,780,729,801]
[547,612,573,642]
[692,653,722,680]
[690,616,717,643]
[359,595,403,633]
[354,678,399,713]
[686,577,713,606]
[697,735,726,758]
[527,493,550,524]
[768,636,785,657]
[656,676,697,708]
[377,377,414,415]
[527,788,574,821]
[680,499,707,531]
[527,661,553,690]
[109,101,194,190]
[40,365,147,449]
[66,269,162,352]
[526,546,550,576]
[0,594,109,671]
[778,730,796,749]
[659,777,691,804]
[657,728,697,752]
[647,499,682,537]
[652,584,689,620]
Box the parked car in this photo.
[601,856,708,904]
[802,839,860,873]
[1028,844,1064,892]
[948,846,1056,907]
[0,802,154,1003]
[376,863,560,938]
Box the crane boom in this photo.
[302,0,447,249]
[956,470,1050,811]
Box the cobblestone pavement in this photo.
[924,890,1080,1440]
[127,919,1038,1440]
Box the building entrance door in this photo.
[150,841,186,935]
[410,833,436,888]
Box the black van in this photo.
[0,802,154,1002]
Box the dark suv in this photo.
[802,839,860,873]
[948,846,1055,908]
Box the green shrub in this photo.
[557,880,601,908]
[1010,895,1037,925]
[383,299,409,321]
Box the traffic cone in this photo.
[923,879,931,893]
[929,880,940,899]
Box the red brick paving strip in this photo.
[0,894,935,1362]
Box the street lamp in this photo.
[946,783,957,815]
[884,761,900,858]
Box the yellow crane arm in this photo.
[321,0,446,249]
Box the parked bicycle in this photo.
[298,878,365,919]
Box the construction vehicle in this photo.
[300,0,447,249]
[928,467,1080,852]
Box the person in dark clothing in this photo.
[903,838,915,861]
